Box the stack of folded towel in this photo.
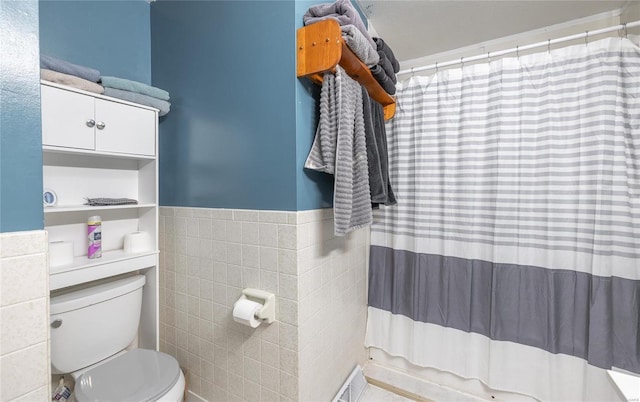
[370,37,400,95]
[304,0,379,67]
[304,0,376,47]
[40,54,104,94]
[101,77,171,116]
[40,54,171,116]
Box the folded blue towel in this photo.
[40,54,100,83]
[103,88,171,116]
[101,76,170,101]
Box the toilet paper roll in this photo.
[49,241,74,267]
[233,299,262,328]
[124,231,152,254]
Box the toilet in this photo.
[50,275,185,402]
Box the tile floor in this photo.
[360,385,414,402]
[187,383,413,402]
[187,384,409,402]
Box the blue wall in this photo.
[152,0,338,211]
[39,0,151,84]
[0,0,44,232]
[0,0,361,234]
[152,1,299,210]
[36,0,365,212]
[295,0,334,210]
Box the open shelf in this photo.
[296,19,396,120]
[43,145,156,161]
[50,249,159,290]
[44,203,156,214]
[42,81,161,348]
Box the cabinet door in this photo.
[41,85,96,150]
[95,99,156,156]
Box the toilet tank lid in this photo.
[51,275,146,315]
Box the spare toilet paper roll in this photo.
[233,299,263,328]
[49,241,74,267]
[124,231,152,254]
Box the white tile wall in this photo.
[297,212,369,402]
[160,208,299,402]
[159,207,369,402]
[0,230,50,402]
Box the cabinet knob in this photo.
[96,121,106,130]
[86,119,95,128]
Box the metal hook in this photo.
[435,62,438,72]
[516,46,519,58]
[487,52,491,64]
[623,23,628,39]
[547,39,551,54]
[585,31,589,46]
[411,67,415,76]
[460,57,464,69]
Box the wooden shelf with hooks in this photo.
[296,19,396,120]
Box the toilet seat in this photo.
[74,349,181,402]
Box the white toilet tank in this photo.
[50,275,146,374]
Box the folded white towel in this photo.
[41,69,104,94]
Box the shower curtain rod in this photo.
[397,20,640,76]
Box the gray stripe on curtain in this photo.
[375,212,637,230]
[382,205,640,220]
[397,98,635,115]
[393,55,640,87]
[373,218,637,237]
[368,245,640,372]
[393,142,635,157]
[391,179,637,189]
[369,231,640,258]
[391,119,635,133]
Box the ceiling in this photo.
[356,1,632,62]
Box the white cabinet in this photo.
[41,81,160,350]
[41,84,156,156]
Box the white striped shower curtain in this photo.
[365,37,640,401]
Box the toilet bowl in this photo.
[50,275,184,401]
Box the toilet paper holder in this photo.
[239,288,276,324]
